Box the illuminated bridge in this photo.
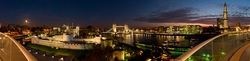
[174,31,250,61]
[102,23,135,34]
[0,32,37,61]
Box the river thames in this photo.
[118,34,200,48]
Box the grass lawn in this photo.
[26,43,88,59]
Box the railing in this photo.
[0,32,37,61]
[174,31,250,61]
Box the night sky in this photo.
[1,0,250,28]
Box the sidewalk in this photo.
[230,42,250,61]
[24,46,73,61]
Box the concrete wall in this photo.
[31,36,93,50]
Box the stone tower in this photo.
[113,23,117,32]
[124,23,128,32]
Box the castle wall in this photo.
[40,33,101,42]
[74,37,101,44]
[31,36,93,50]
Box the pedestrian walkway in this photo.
[24,46,73,61]
[230,42,250,61]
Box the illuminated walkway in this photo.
[0,32,37,61]
[229,42,250,61]
[174,31,250,61]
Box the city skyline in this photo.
[1,1,250,60]
[1,0,250,28]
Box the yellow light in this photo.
[25,20,28,23]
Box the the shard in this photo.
[217,2,228,29]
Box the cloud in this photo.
[132,3,250,26]
[237,5,250,11]
[122,19,129,22]
[133,7,211,23]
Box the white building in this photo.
[39,33,102,44]
[52,24,80,37]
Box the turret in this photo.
[113,22,117,32]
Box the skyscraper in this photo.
[223,2,228,19]
[217,2,228,29]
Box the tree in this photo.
[87,25,94,29]
[82,44,114,61]
[30,27,37,33]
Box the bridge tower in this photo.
[75,26,80,36]
[124,23,128,32]
[113,23,117,33]
[235,22,241,31]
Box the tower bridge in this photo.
[103,23,134,34]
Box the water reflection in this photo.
[118,34,197,48]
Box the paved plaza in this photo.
[24,46,73,61]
